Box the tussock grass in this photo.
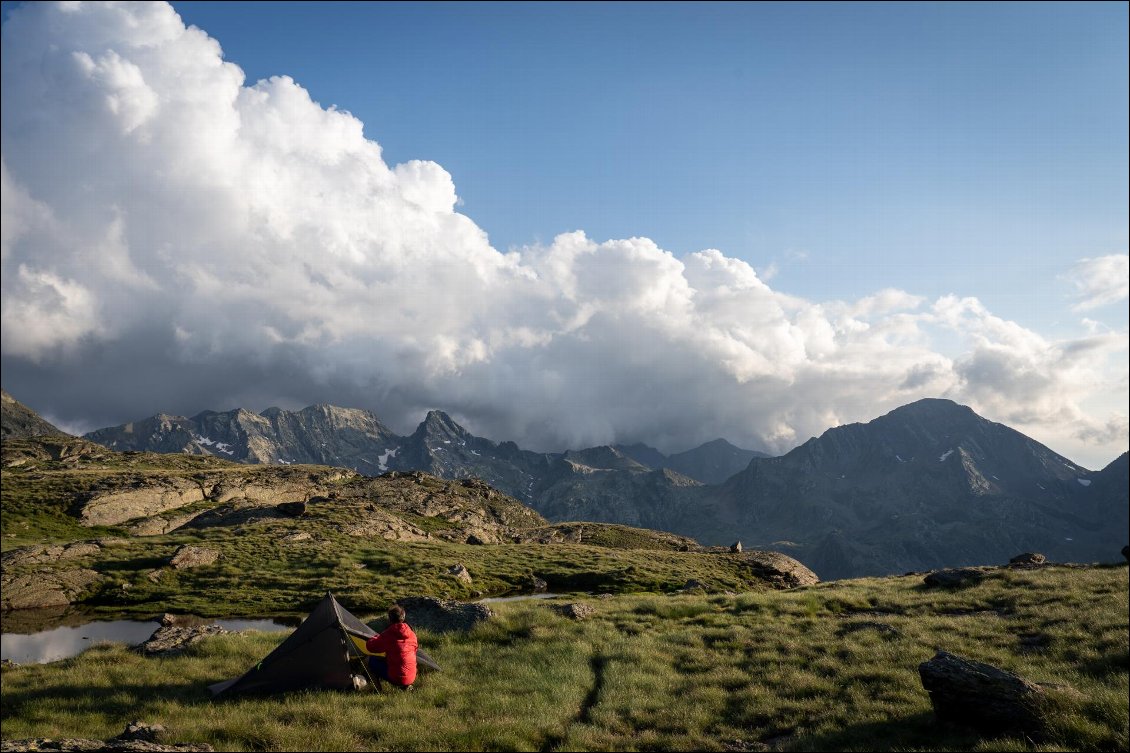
[3,565,1126,751]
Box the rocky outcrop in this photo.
[1,542,101,568]
[397,596,492,633]
[139,619,229,656]
[341,510,429,541]
[918,650,1050,737]
[730,541,742,553]
[0,569,103,611]
[1008,552,1046,566]
[81,480,206,527]
[168,546,220,570]
[736,550,819,589]
[923,567,990,588]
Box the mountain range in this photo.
[6,390,1126,579]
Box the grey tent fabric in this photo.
[209,592,376,698]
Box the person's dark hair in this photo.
[388,605,406,624]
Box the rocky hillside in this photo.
[699,399,1128,578]
[1,389,69,441]
[83,403,764,503]
[0,433,818,616]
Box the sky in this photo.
[1,1,1127,469]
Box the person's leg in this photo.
[367,656,391,687]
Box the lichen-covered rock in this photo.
[118,722,166,743]
[139,623,229,656]
[397,596,492,633]
[447,564,473,585]
[341,510,429,541]
[1,542,102,568]
[918,650,1050,737]
[553,603,596,621]
[0,569,103,610]
[167,546,220,570]
[80,479,207,527]
[737,550,819,589]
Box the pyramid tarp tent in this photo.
[209,592,438,698]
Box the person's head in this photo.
[388,605,406,624]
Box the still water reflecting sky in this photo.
[1,618,292,664]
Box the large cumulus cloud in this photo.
[2,2,1127,468]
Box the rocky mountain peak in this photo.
[418,410,470,439]
[1,389,69,441]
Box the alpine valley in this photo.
[77,393,1129,579]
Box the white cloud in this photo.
[1066,254,1129,311]
[1,2,1126,470]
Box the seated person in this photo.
[365,604,417,690]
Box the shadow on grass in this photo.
[787,711,987,752]
[2,676,216,725]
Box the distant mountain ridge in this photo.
[84,404,759,504]
[79,395,1129,578]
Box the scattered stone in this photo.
[1009,552,1046,567]
[553,603,596,621]
[139,623,229,656]
[527,576,548,593]
[923,567,989,588]
[396,596,492,633]
[737,550,819,589]
[730,541,743,553]
[167,546,220,570]
[282,532,312,543]
[117,723,166,743]
[275,501,307,518]
[918,650,1049,737]
[447,564,473,585]
[145,569,164,584]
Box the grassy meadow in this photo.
[2,564,1127,752]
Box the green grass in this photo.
[2,565,1126,751]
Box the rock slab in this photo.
[737,550,819,589]
[918,650,1048,736]
[397,596,492,633]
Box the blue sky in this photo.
[169,1,1129,334]
[1,1,1126,467]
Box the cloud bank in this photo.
[2,2,1127,468]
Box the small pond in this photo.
[1,616,294,665]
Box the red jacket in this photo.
[366,622,418,686]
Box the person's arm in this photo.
[366,630,390,654]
